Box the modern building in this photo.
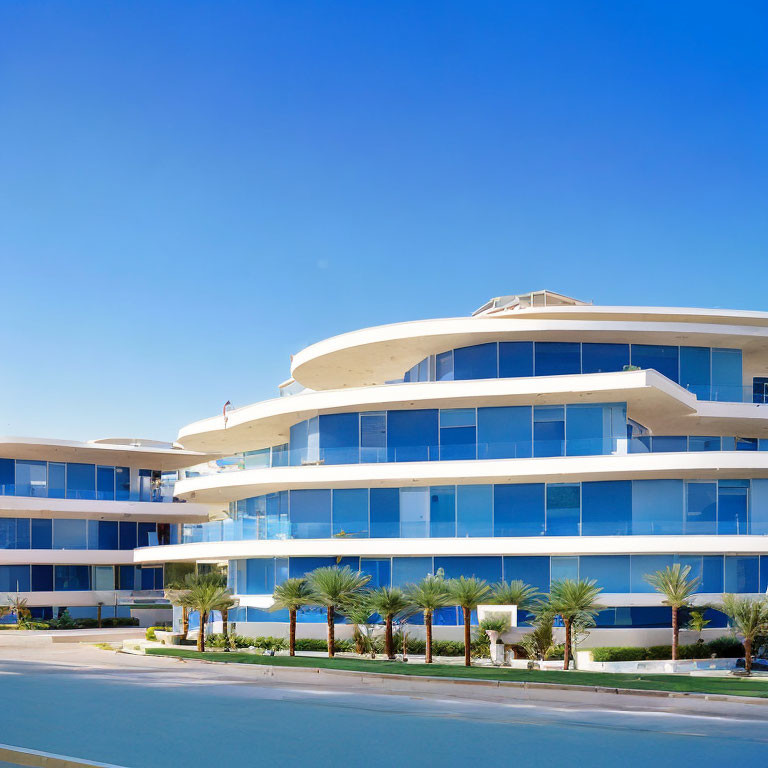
[137,291,768,644]
[0,437,210,625]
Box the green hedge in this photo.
[591,637,744,662]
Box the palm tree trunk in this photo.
[327,605,335,658]
[182,606,189,640]
[97,604,102,629]
[463,606,471,667]
[198,611,207,652]
[289,608,297,656]
[385,615,394,659]
[745,637,752,675]
[671,606,678,661]
[222,606,229,641]
[563,617,571,670]
[425,610,433,664]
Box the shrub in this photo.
[645,645,673,660]
[545,644,565,661]
[145,626,171,641]
[207,633,253,649]
[591,646,647,662]
[74,619,99,629]
[707,635,744,658]
[295,638,327,652]
[431,640,465,657]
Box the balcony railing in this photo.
[0,485,175,502]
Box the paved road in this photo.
[0,645,766,768]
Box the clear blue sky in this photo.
[1,1,766,442]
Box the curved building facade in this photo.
[142,290,768,643]
[0,437,210,624]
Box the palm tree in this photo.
[447,577,492,666]
[341,594,376,657]
[178,573,235,652]
[490,580,540,611]
[164,579,192,640]
[306,566,371,658]
[548,579,604,670]
[719,594,768,675]
[404,575,450,663]
[643,564,700,660]
[272,578,311,656]
[367,587,411,660]
[7,596,31,629]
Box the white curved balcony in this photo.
[177,370,768,455]
[174,451,768,505]
[134,533,768,564]
[290,308,768,390]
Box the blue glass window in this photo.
[533,405,564,457]
[392,557,433,587]
[534,342,581,377]
[16,460,47,497]
[387,409,438,462]
[630,555,673,593]
[494,484,544,537]
[498,342,534,378]
[503,556,550,592]
[66,463,96,500]
[652,436,688,453]
[477,406,531,459]
[244,559,275,594]
[119,565,135,590]
[436,351,454,381]
[266,492,289,540]
[290,489,332,539]
[680,347,711,399]
[0,459,14,494]
[370,488,399,538]
[55,565,90,591]
[332,489,369,537]
[31,564,53,591]
[288,557,337,579]
[751,479,768,535]
[96,466,115,500]
[360,412,386,463]
[686,482,717,534]
[546,483,580,536]
[119,521,137,550]
[566,404,605,456]
[430,486,456,537]
[550,556,578,582]
[453,343,498,380]
[31,519,52,549]
[711,348,742,402]
[53,519,87,550]
[632,480,683,535]
[434,556,502,583]
[360,558,391,588]
[97,520,119,549]
[456,485,493,537]
[689,436,721,452]
[724,556,759,593]
[579,556,630,592]
[115,467,130,500]
[137,523,156,548]
[399,488,429,538]
[718,480,748,535]
[0,565,30,592]
[581,343,629,374]
[581,481,631,535]
[46,463,65,499]
[631,345,679,382]
[319,413,359,465]
[699,556,724,593]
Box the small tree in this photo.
[644,564,700,660]
[272,578,311,656]
[7,596,32,630]
[306,566,371,658]
[341,594,376,657]
[447,577,492,667]
[685,608,711,642]
[368,587,412,660]
[548,579,603,670]
[405,575,451,663]
[178,573,235,652]
[719,594,768,675]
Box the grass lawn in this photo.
[145,648,768,699]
